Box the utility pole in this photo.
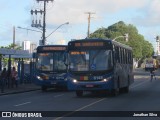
[13,26,15,49]
[85,12,95,38]
[156,36,160,55]
[31,0,54,45]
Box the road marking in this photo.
[54,98,106,120]
[54,76,152,120]
[54,94,64,98]
[131,80,149,89]
[14,102,31,107]
[75,98,105,111]
[134,76,149,79]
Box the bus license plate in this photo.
[86,85,94,88]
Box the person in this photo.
[11,67,18,88]
[7,69,11,88]
[150,69,156,82]
[0,68,7,92]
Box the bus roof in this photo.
[112,40,132,50]
[37,45,67,48]
[69,38,132,50]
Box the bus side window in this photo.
[124,49,127,64]
[122,48,125,64]
[118,47,120,63]
[128,51,132,64]
[109,50,113,68]
[115,46,120,63]
[128,51,130,64]
[120,48,123,64]
[126,50,128,64]
[114,46,117,62]
[131,52,133,64]
[123,48,125,64]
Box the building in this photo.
[30,43,37,53]
[22,40,30,51]
[22,40,37,53]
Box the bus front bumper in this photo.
[68,80,113,91]
[34,78,67,88]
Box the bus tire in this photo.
[124,86,129,93]
[111,88,119,96]
[124,78,130,93]
[121,79,129,93]
[41,86,47,91]
[111,80,120,96]
[76,90,83,97]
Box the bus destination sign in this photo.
[70,51,86,55]
[74,42,104,47]
[42,46,66,51]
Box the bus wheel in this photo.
[76,90,83,97]
[111,80,120,96]
[111,88,119,96]
[124,86,129,93]
[122,79,129,93]
[41,86,47,92]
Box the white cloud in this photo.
[0,0,157,47]
[46,0,147,25]
[132,0,160,27]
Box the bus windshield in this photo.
[36,51,67,71]
[69,50,113,72]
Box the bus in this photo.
[34,45,68,91]
[145,58,158,71]
[67,39,134,97]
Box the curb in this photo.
[0,88,40,96]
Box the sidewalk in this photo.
[0,83,41,96]
[1,68,159,96]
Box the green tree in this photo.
[89,21,154,62]
[6,43,22,50]
[90,27,107,39]
[0,43,22,68]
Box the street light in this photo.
[17,26,42,33]
[46,22,69,38]
[18,22,69,45]
[17,26,43,45]
[113,33,129,42]
[18,22,69,35]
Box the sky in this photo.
[0,0,160,50]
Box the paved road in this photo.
[0,68,160,120]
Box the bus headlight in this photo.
[102,77,112,82]
[37,75,49,80]
[103,79,108,82]
[73,79,78,83]
[37,76,43,81]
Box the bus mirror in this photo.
[64,60,68,66]
[63,54,68,66]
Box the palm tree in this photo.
[6,43,22,50]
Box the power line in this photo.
[31,0,54,45]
